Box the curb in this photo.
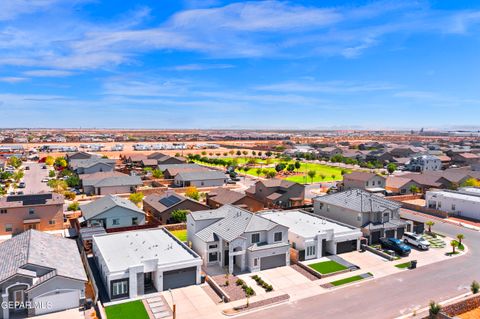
[221,295,290,317]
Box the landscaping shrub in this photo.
[236,279,244,286]
[471,280,480,294]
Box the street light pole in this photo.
[169,289,176,319]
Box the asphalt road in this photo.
[240,210,480,319]
[21,162,51,194]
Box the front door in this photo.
[144,272,153,284]
[14,290,24,310]
[24,223,38,231]
[224,250,229,266]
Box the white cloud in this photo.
[256,80,397,93]
[23,69,74,77]
[167,63,234,71]
[0,76,28,83]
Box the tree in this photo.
[171,209,189,223]
[256,168,262,176]
[49,170,56,178]
[67,202,80,211]
[7,157,22,169]
[201,151,207,156]
[456,234,464,245]
[265,151,272,157]
[331,174,336,180]
[275,163,286,172]
[12,170,24,183]
[307,170,316,183]
[409,185,421,195]
[129,192,144,206]
[152,169,163,179]
[66,175,80,188]
[229,150,235,156]
[320,174,326,181]
[185,186,200,201]
[341,169,348,176]
[461,178,480,187]
[47,179,68,194]
[386,163,397,174]
[54,157,67,168]
[471,280,480,294]
[450,240,459,254]
[426,221,435,233]
[258,151,262,157]
[45,156,55,166]
[175,153,181,157]
[242,151,248,156]
[266,171,276,179]
[252,151,256,156]
[236,150,241,156]
[287,164,295,172]
[294,161,301,170]
[64,191,76,201]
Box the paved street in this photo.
[21,162,50,194]
[239,210,480,319]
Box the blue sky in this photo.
[0,0,479,129]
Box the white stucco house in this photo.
[260,210,363,260]
[187,205,290,274]
[425,187,480,221]
[92,228,202,301]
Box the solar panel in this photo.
[159,195,182,207]
[7,193,53,205]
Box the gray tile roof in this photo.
[91,175,142,187]
[0,230,87,283]
[314,189,401,213]
[80,194,145,220]
[158,163,202,171]
[194,205,279,242]
[69,158,115,170]
[176,170,226,181]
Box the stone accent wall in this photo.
[442,294,480,317]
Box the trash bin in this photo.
[409,260,417,269]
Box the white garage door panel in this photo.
[34,290,80,315]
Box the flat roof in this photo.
[260,210,360,238]
[93,228,200,272]
[428,190,480,203]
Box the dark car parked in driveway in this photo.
[379,237,411,256]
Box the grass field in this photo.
[170,229,187,242]
[395,261,411,269]
[194,157,349,183]
[308,261,348,274]
[105,300,149,319]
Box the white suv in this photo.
[402,232,430,250]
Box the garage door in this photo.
[336,240,357,254]
[34,290,79,315]
[385,230,395,238]
[163,267,197,290]
[396,227,405,239]
[260,254,286,270]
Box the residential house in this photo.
[80,172,142,195]
[260,210,362,260]
[143,191,209,224]
[187,205,290,274]
[452,153,480,166]
[158,163,207,179]
[206,187,265,212]
[0,193,65,236]
[385,176,423,195]
[313,189,407,244]
[438,155,452,169]
[69,158,116,174]
[0,230,87,319]
[317,147,342,158]
[425,187,480,221]
[389,147,419,158]
[66,151,98,161]
[173,170,227,187]
[79,195,146,230]
[92,228,202,300]
[406,155,442,172]
[342,172,386,193]
[148,152,186,165]
[245,179,305,208]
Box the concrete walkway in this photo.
[144,295,171,319]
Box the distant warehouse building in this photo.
[425,187,480,221]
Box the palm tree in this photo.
[426,221,435,233]
[450,240,459,254]
[456,234,464,245]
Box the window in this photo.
[366,181,369,186]
[208,252,218,262]
[274,232,283,242]
[306,245,316,257]
[0,209,7,214]
[251,233,260,244]
[112,219,120,226]
[254,258,258,267]
[5,224,12,232]
[451,204,456,211]
[208,244,218,249]
[132,217,138,225]
[28,208,35,215]
[48,219,56,225]
[112,280,128,297]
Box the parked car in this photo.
[226,180,237,184]
[25,166,30,170]
[402,232,430,250]
[41,178,49,183]
[379,237,411,256]
[42,165,47,169]
[18,182,26,188]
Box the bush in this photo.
[251,275,259,281]
[242,284,248,290]
[472,280,480,294]
[64,191,76,201]
[265,285,273,292]
[429,301,441,316]
[224,280,229,286]
[236,279,244,286]
[67,202,80,211]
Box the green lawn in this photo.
[395,261,411,269]
[330,275,365,286]
[170,229,187,242]
[308,260,348,274]
[105,300,149,319]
